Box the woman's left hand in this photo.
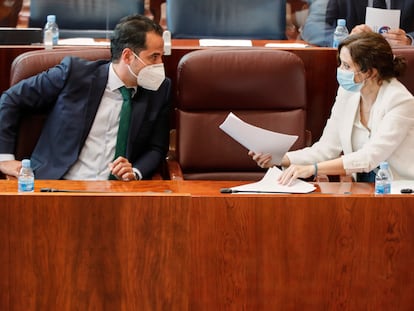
[278,164,314,185]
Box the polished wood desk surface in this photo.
[0,179,375,196]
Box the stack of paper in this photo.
[227,166,316,194]
[219,112,298,165]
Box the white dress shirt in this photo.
[64,63,139,180]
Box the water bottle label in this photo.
[52,33,59,45]
[18,179,34,192]
[375,183,391,194]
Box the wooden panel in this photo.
[2,180,414,310]
[1,192,190,311]
[189,195,414,310]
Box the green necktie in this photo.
[109,86,132,180]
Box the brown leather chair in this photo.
[167,48,310,181]
[9,48,111,162]
[0,48,110,179]
[394,47,414,95]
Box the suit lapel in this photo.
[80,63,110,147]
[126,89,150,156]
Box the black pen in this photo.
[40,188,105,193]
[220,188,278,194]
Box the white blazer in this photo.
[287,78,414,180]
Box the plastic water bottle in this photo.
[333,19,349,48]
[374,161,392,194]
[18,159,35,193]
[43,15,59,49]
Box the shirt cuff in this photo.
[133,167,143,180]
[0,154,15,161]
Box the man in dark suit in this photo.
[326,0,414,46]
[0,14,171,181]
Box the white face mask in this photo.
[128,52,165,91]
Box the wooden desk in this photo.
[0,42,338,142]
[2,180,414,310]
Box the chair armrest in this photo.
[166,157,184,180]
[165,128,184,180]
[305,129,312,147]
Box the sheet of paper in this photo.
[265,42,310,48]
[199,39,253,47]
[58,38,110,46]
[219,112,298,165]
[391,180,414,194]
[365,7,401,33]
[230,166,316,193]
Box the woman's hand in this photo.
[278,164,315,185]
[248,151,274,169]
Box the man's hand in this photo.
[351,24,412,46]
[0,160,22,179]
[108,156,137,181]
[382,29,412,46]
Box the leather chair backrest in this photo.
[28,0,144,38]
[175,48,307,180]
[394,48,414,95]
[166,0,287,39]
[10,48,111,160]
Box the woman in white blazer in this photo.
[250,32,414,184]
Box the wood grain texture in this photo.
[2,180,414,310]
[1,190,190,311]
[189,195,414,311]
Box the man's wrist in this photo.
[132,168,142,180]
[406,34,413,45]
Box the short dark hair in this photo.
[338,32,406,81]
[110,14,163,62]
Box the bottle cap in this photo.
[379,161,389,169]
[47,15,56,23]
[22,159,31,168]
[337,19,346,27]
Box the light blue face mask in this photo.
[336,68,363,92]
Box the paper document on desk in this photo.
[199,39,253,47]
[219,112,298,165]
[391,180,414,194]
[365,7,400,33]
[58,38,110,46]
[265,42,310,48]
[230,166,316,193]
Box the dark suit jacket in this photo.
[0,56,171,179]
[326,0,414,39]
